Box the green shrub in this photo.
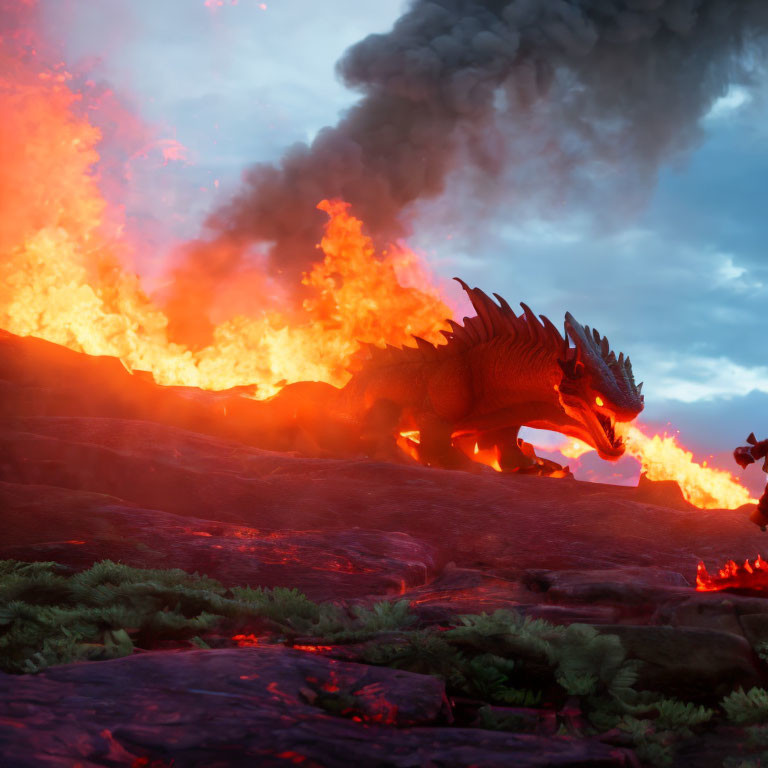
[722,688,768,725]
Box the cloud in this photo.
[705,85,753,120]
[646,357,768,403]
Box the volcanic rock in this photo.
[598,625,763,701]
[0,648,633,768]
[4,330,768,766]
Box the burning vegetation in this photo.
[0,1,760,512]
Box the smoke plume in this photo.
[170,0,768,344]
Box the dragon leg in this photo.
[417,412,474,470]
[358,398,407,462]
[478,426,570,477]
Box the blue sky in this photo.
[44,0,767,494]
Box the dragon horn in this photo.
[748,433,758,445]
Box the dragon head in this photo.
[555,313,644,461]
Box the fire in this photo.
[231,633,261,647]
[471,442,502,473]
[696,556,768,592]
[544,427,755,510]
[0,44,451,398]
[619,425,757,510]
[292,645,333,653]
[396,431,421,463]
[556,438,594,460]
[0,30,758,513]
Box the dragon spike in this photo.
[561,325,570,360]
[637,382,643,394]
[412,336,435,353]
[493,292,515,316]
[453,276,471,293]
[446,319,466,342]
[520,302,541,342]
[539,314,564,346]
[462,317,481,343]
[454,278,499,338]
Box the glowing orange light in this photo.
[1,49,757,514]
[293,645,333,653]
[470,442,502,472]
[595,396,604,407]
[397,430,422,462]
[556,438,594,460]
[232,634,261,647]
[0,64,452,401]
[618,424,757,510]
[697,556,768,592]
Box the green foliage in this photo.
[443,610,639,714]
[465,653,517,701]
[723,688,768,725]
[0,559,424,674]
[351,599,416,634]
[2,553,764,768]
[362,630,467,687]
[754,642,768,666]
[618,716,676,767]
[654,698,713,731]
[550,624,638,700]
[230,586,320,623]
[0,560,264,673]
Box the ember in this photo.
[232,634,261,647]
[696,556,768,593]
[292,645,333,654]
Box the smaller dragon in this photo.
[257,280,645,474]
[734,433,768,529]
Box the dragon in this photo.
[256,279,645,474]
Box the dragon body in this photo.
[259,280,645,473]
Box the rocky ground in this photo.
[1,329,767,767]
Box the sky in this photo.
[41,0,768,494]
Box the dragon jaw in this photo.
[555,391,627,460]
[552,312,645,461]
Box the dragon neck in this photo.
[469,338,562,411]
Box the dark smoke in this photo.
[169,0,768,344]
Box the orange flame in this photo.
[0,46,451,399]
[555,438,594,460]
[543,427,755,510]
[619,425,757,510]
[471,441,502,473]
[696,556,768,592]
[0,43,759,514]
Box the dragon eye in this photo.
[595,396,604,407]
